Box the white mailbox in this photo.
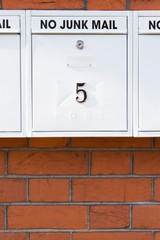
[27,11,132,137]
[0,11,25,137]
[134,11,160,136]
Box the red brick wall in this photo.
[1,0,160,240]
[0,137,160,240]
[3,0,160,10]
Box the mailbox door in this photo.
[32,34,127,132]
[0,34,21,131]
[139,34,160,131]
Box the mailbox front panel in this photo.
[0,12,25,137]
[27,11,132,137]
[32,34,127,132]
[139,35,160,131]
[0,35,20,131]
[134,12,160,136]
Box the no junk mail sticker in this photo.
[32,16,127,34]
[139,17,160,34]
[0,16,20,33]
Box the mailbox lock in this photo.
[76,40,84,50]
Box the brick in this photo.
[8,206,87,229]
[155,138,160,148]
[90,205,129,229]
[30,233,70,240]
[2,0,83,9]
[0,138,26,148]
[8,151,88,175]
[71,137,152,148]
[134,151,160,175]
[0,233,27,240]
[29,137,69,148]
[73,232,152,240]
[0,179,26,202]
[155,233,160,240]
[133,205,160,228]
[154,178,160,201]
[72,178,151,202]
[130,0,160,10]
[92,152,130,175]
[0,206,4,229]
[29,179,69,202]
[87,0,125,10]
[0,152,5,175]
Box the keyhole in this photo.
[76,40,84,50]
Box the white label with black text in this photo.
[32,16,127,34]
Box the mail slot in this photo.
[27,11,132,137]
[0,11,25,137]
[134,11,160,136]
